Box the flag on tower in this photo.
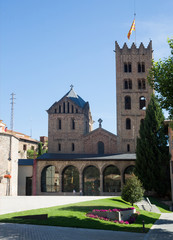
[127,19,135,40]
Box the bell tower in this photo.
[115,41,153,153]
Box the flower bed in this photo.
[86,207,138,224]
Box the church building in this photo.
[33,41,153,196]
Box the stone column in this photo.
[79,173,83,192]
[120,170,124,189]
[100,173,103,195]
[59,174,62,192]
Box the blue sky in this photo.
[0,0,172,140]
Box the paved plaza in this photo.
[0,196,173,240]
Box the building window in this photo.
[58,143,61,151]
[71,118,75,130]
[72,143,75,152]
[31,146,34,150]
[138,62,145,72]
[124,63,132,73]
[58,119,62,129]
[138,79,146,89]
[127,144,130,152]
[139,96,146,110]
[124,79,132,89]
[126,118,131,129]
[67,102,70,113]
[76,108,78,113]
[59,105,61,113]
[98,141,104,154]
[125,96,131,110]
[63,102,65,113]
[23,144,27,151]
[71,105,74,113]
[54,109,57,113]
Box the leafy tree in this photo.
[38,142,43,157]
[148,39,173,119]
[135,95,170,196]
[121,175,144,206]
[27,149,37,159]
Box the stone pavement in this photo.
[0,223,145,240]
[144,213,173,240]
[0,196,173,240]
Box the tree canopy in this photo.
[135,95,170,196]
[121,175,144,206]
[148,39,173,119]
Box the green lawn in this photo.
[0,197,163,233]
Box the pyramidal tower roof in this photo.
[63,85,86,108]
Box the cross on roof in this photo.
[98,118,103,128]
[70,84,74,90]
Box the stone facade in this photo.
[47,86,116,154]
[115,41,153,153]
[36,155,135,195]
[0,133,18,196]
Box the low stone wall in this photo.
[88,208,136,221]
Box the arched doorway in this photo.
[83,165,100,195]
[103,165,121,192]
[123,165,135,184]
[62,165,79,192]
[41,165,59,192]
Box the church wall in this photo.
[0,133,18,196]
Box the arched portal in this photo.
[103,165,121,192]
[41,165,59,192]
[83,165,100,195]
[123,165,135,184]
[62,165,79,192]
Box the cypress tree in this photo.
[135,95,170,196]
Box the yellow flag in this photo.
[127,19,135,40]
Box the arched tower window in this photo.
[125,96,131,109]
[57,119,61,130]
[124,79,132,89]
[63,102,65,113]
[126,118,131,129]
[139,96,146,110]
[67,102,70,113]
[127,144,130,152]
[72,143,75,152]
[98,141,104,154]
[59,105,61,113]
[124,63,132,72]
[71,118,75,130]
[138,79,146,90]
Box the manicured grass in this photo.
[0,197,161,233]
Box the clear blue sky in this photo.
[0,0,172,140]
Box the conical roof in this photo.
[63,86,86,108]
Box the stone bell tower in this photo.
[115,41,153,153]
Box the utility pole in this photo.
[10,93,16,132]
